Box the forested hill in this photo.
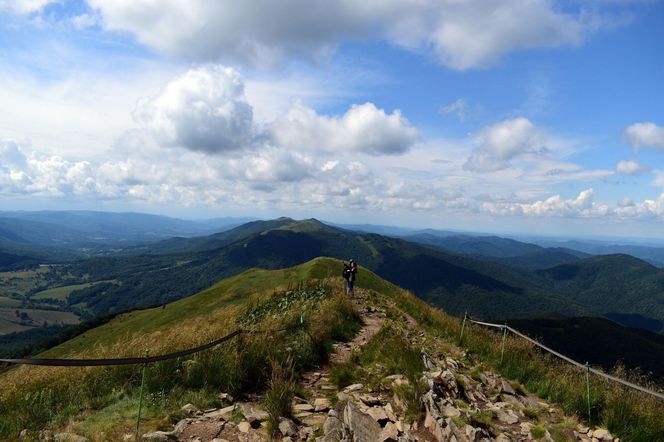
[58,218,664,332]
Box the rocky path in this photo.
[142,290,618,442]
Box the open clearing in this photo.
[32,282,95,301]
[0,307,79,335]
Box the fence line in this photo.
[468,319,664,401]
[0,323,301,367]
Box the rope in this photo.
[469,319,664,400]
[0,322,302,367]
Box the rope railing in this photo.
[0,322,302,367]
[468,318,664,401]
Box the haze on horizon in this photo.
[1,0,664,238]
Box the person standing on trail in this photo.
[342,259,358,296]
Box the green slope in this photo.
[65,218,575,321]
[538,254,664,331]
[42,257,397,358]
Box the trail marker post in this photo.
[500,324,507,364]
[585,361,592,425]
[135,349,149,441]
[459,312,468,344]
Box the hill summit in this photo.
[1,258,661,441]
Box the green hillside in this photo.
[1,258,662,441]
[539,254,664,331]
[64,218,578,321]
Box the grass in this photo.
[329,323,425,420]
[32,283,98,301]
[0,259,364,440]
[531,423,547,439]
[263,357,296,437]
[389,287,664,442]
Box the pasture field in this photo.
[32,282,96,301]
[0,307,80,335]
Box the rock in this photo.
[345,383,364,393]
[181,403,199,416]
[278,418,298,437]
[520,422,533,436]
[344,402,381,442]
[54,434,89,442]
[314,397,332,412]
[495,434,513,442]
[19,430,30,440]
[500,380,516,396]
[367,406,390,426]
[497,409,519,425]
[380,422,399,441]
[299,426,314,441]
[141,432,175,441]
[217,392,234,402]
[384,403,398,422]
[293,403,314,413]
[172,418,191,435]
[441,405,461,418]
[361,394,383,406]
[434,370,459,398]
[39,430,55,442]
[323,415,345,437]
[578,425,590,434]
[237,421,251,433]
[243,407,270,428]
[592,429,613,441]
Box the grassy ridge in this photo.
[390,289,664,442]
[0,258,362,439]
[0,257,661,441]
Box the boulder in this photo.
[181,403,199,416]
[278,418,298,438]
[361,395,383,406]
[500,380,516,396]
[293,403,314,413]
[367,407,390,426]
[344,384,364,393]
[380,422,399,442]
[344,402,381,442]
[323,415,345,437]
[237,421,251,433]
[592,429,613,441]
[314,397,332,412]
[141,432,175,441]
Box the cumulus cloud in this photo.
[623,122,664,151]
[616,159,650,175]
[87,0,594,70]
[482,188,610,217]
[134,65,257,153]
[0,0,53,14]
[464,118,546,172]
[272,101,419,155]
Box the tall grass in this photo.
[390,288,664,442]
[0,281,361,439]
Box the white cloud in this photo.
[439,98,468,122]
[464,118,546,172]
[616,159,650,175]
[87,0,595,70]
[482,188,611,217]
[134,65,258,154]
[273,101,419,155]
[623,122,664,151]
[0,0,53,14]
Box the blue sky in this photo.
[1,0,664,238]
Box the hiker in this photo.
[342,259,358,296]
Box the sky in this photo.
[1,0,664,238]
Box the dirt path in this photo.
[170,289,383,442]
